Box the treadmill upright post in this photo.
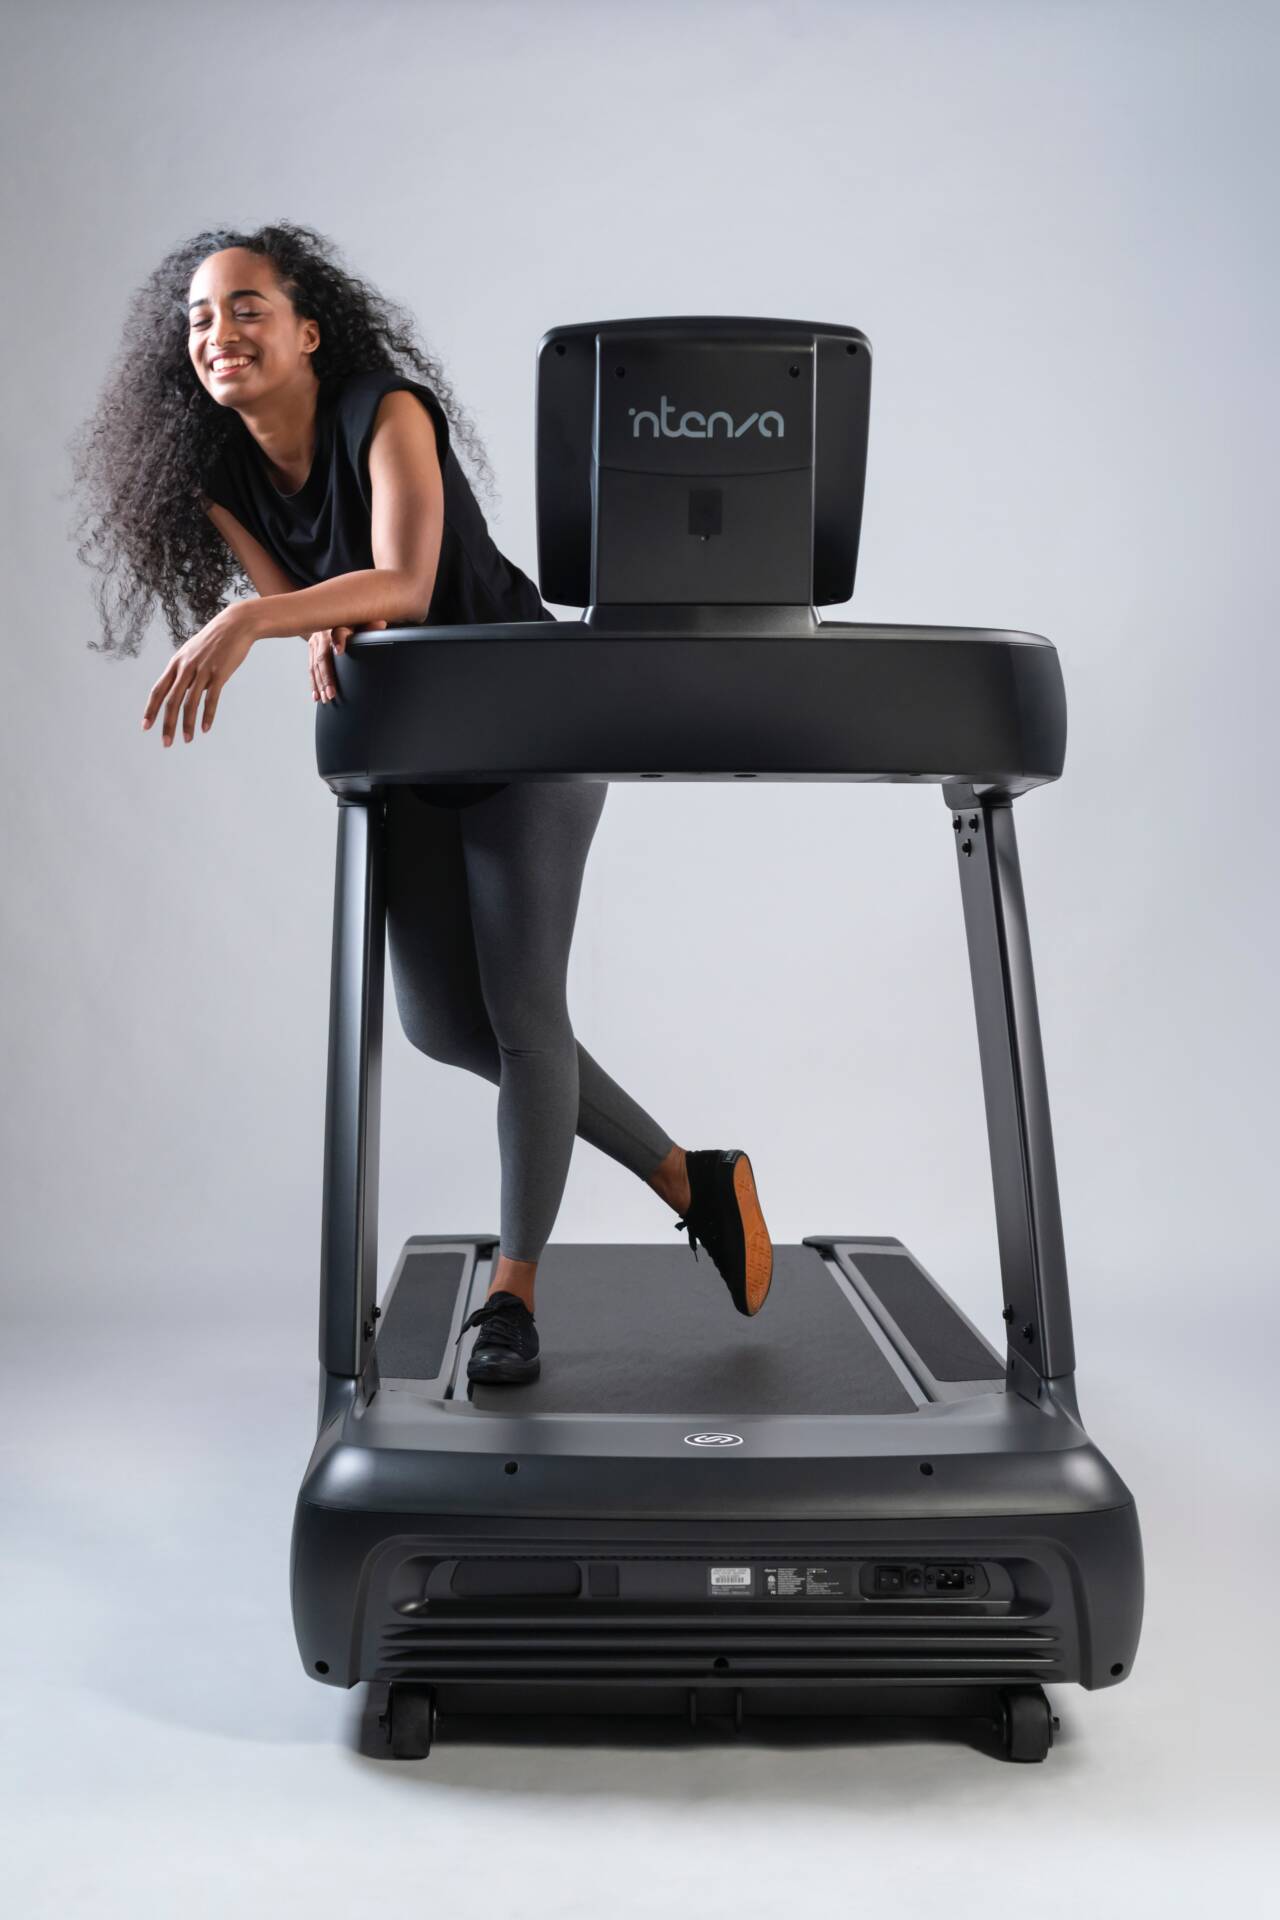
[948,794,1075,1391]
[318,795,386,1383]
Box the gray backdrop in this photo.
[3,2,1276,1915]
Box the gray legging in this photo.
[384,780,677,1264]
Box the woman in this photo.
[70,220,773,1384]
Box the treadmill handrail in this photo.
[314,619,1066,802]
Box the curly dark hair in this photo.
[67,219,499,660]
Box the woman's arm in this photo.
[143,393,446,746]
[204,500,314,638]
[244,389,445,641]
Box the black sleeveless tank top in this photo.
[201,368,549,807]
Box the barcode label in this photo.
[709,1566,753,1590]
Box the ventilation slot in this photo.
[378,1608,1061,1685]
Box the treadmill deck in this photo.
[374,1234,1005,1415]
[298,1232,1129,1513]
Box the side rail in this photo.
[946,788,1075,1399]
[318,797,386,1383]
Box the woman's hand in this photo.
[141,600,262,746]
[308,620,387,703]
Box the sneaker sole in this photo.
[467,1353,541,1384]
[732,1151,774,1315]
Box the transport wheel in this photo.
[381,1683,437,1760]
[998,1685,1053,1762]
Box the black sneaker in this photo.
[673,1148,774,1316]
[459,1290,541,1384]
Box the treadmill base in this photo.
[291,1235,1144,1720]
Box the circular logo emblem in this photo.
[683,1432,744,1448]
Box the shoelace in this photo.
[673,1213,703,1261]
[456,1297,532,1353]
[675,1164,734,1270]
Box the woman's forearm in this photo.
[247,568,432,641]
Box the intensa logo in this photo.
[629,397,785,440]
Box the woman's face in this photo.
[186,247,319,406]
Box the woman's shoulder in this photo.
[327,367,451,469]
[328,365,445,422]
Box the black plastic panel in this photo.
[450,1559,583,1599]
[534,316,871,608]
[291,1506,1144,1693]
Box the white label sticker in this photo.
[710,1566,753,1589]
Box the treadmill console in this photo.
[534,315,871,609]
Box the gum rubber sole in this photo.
[732,1151,774,1314]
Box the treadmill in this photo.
[291,317,1144,1763]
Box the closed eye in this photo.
[192,311,263,328]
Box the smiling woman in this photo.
[67,218,500,666]
[69,219,545,787]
